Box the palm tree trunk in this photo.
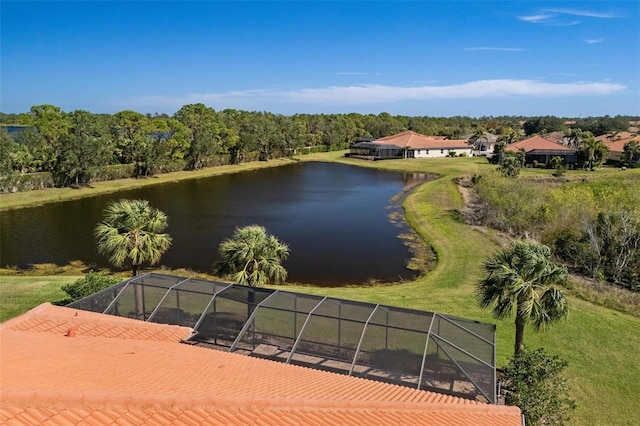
[133,264,144,320]
[514,313,526,355]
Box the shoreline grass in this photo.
[1,152,638,424]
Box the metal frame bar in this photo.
[102,273,152,314]
[418,313,437,389]
[191,283,234,332]
[230,290,281,352]
[436,314,495,346]
[286,297,327,364]
[430,337,494,403]
[349,304,379,375]
[146,277,192,322]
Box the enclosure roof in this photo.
[1,303,522,426]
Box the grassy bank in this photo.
[0,158,298,211]
[1,153,638,425]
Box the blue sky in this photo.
[2,1,639,117]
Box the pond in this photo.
[0,162,428,286]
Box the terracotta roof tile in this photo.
[376,131,470,149]
[1,304,522,425]
[505,135,574,153]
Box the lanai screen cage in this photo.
[69,273,497,403]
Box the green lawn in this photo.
[1,153,638,425]
[0,275,80,321]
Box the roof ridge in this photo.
[0,389,520,415]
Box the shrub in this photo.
[501,347,576,426]
[61,271,120,303]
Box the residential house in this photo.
[596,131,640,164]
[462,131,499,153]
[504,135,577,166]
[349,131,473,160]
[0,302,523,425]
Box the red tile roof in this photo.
[0,304,522,425]
[596,132,640,154]
[376,131,471,149]
[504,135,575,153]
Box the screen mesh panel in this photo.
[68,273,497,403]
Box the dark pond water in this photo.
[0,162,427,286]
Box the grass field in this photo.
[1,152,638,425]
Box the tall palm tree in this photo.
[214,225,289,287]
[580,132,608,170]
[477,240,568,355]
[95,199,172,276]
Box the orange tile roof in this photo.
[376,131,470,149]
[504,135,574,153]
[596,132,640,153]
[0,304,522,425]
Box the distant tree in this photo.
[477,240,569,355]
[175,103,229,169]
[622,140,640,167]
[551,156,567,177]
[497,154,522,178]
[214,225,289,287]
[579,132,608,170]
[523,116,565,136]
[53,110,112,186]
[19,104,70,146]
[501,347,576,426]
[0,130,16,177]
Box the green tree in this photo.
[175,103,228,169]
[53,110,112,186]
[497,154,522,178]
[214,225,289,287]
[95,199,172,277]
[622,140,640,167]
[579,132,608,170]
[477,240,569,355]
[95,199,172,319]
[501,347,576,426]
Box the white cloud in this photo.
[464,47,526,52]
[519,7,623,25]
[546,8,623,19]
[518,14,553,23]
[586,38,604,44]
[118,80,626,111]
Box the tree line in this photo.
[1,105,636,190]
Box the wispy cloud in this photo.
[117,80,626,111]
[546,8,623,19]
[519,7,623,25]
[586,38,604,44]
[464,47,526,52]
[336,72,381,76]
[519,14,554,24]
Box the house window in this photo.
[425,150,429,155]
[440,149,444,154]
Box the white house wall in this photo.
[410,148,473,158]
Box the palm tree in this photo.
[95,199,172,276]
[95,199,172,318]
[214,225,289,287]
[476,240,568,355]
[623,140,640,166]
[580,132,608,170]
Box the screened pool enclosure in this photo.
[69,273,498,403]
